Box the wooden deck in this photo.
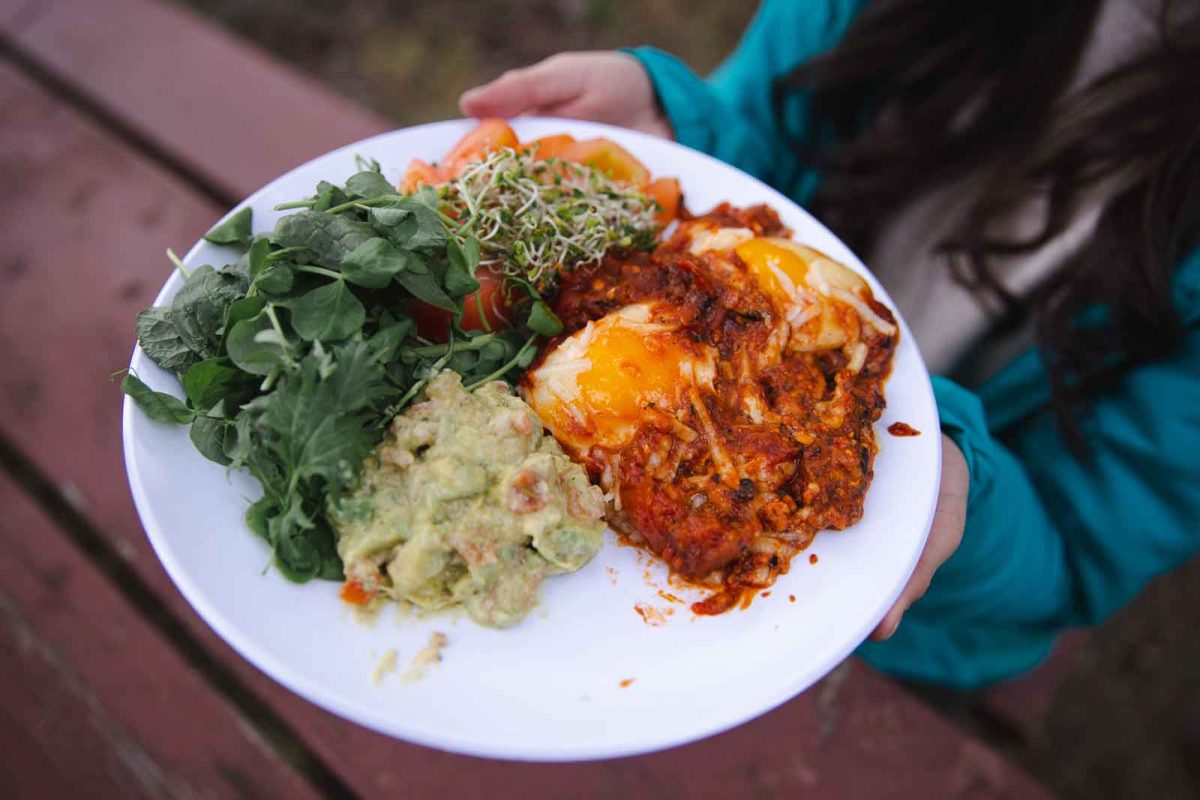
[0,1,1064,796]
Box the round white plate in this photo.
[123,117,940,762]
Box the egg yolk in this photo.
[734,238,813,307]
[524,303,716,452]
[575,322,687,426]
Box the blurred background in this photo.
[181,0,759,123]
[3,1,1197,798]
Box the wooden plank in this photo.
[978,631,1089,741]
[0,0,35,28]
[0,475,324,800]
[0,47,1053,800]
[1,0,391,202]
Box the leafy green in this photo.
[231,341,395,580]
[445,237,481,297]
[311,180,347,212]
[190,413,234,465]
[286,280,365,342]
[127,155,576,587]
[397,269,456,311]
[225,295,266,331]
[526,300,564,337]
[345,170,395,199]
[122,375,194,423]
[341,237,418,288]
[167,265,248,363]
[183,358,251,411]
[364,318,413,364]
[247,236,271,276]
[226,309,291,376]
[369,200,446,252]
[203,207,253,247]
[135,307,203,374]
[271,211,374,269]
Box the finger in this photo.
[870,494,964,640]
[870,436,968,641]
[460,58,582,118]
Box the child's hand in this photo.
[459,52,672,139]
[871,434,968,640]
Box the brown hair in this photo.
[774,0,1200,441]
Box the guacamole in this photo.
[333,371,605,628]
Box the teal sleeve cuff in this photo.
[621,46,721,156]
[931,376,992,509]
[857,377,1072,689]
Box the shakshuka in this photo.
[522,204,898,614]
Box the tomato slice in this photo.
[399,158,445,193]
[441,119,519,178]
[411,269,509,341]
[560,138,650,186]
[643,176,682,226]
[526,133,577,160]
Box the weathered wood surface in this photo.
[0,473,323,800]
[0,1,1061,795]
[0,0,391,202]
[980,631,1089,740]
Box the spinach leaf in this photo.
[190,414,234,466]
[121,375,194,424]
[227,308,291,375]
[395,269,456,311]
[341,237,420,289]
[287,280,365,341]
[271,211,374,269]
[445,237,481,297]
[135,307,202,373]
[167,265,248,360]
[203,207,253,248]
[345,170,395,199]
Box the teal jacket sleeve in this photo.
[625,0,867,200]
[860,251,1200,690]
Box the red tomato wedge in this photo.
[441,118,519,178]
[398,158,445,193]
[560,138,651,186]
[526,133,577,160]
[411,269,510,341]
[643,177,682,226]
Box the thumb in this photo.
[460,58,582,118]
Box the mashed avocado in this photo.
[332,371,605,627]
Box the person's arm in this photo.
[859,268,1200,688]
[625,0,866,192]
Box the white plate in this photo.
[123,117,940,762]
